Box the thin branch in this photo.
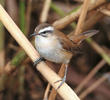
[82,11,104,31]
[74,47,110,94]
[68,4,110,66]
[43,84,51,100]
[0,4,80,100]
[19,0,25,34]
[40,0,52,23]
[99,8,110,16]
[53,0,108,30]
[25,0,32,34]
[53,5,81,29]
[79,73,110,99]
[48,64,66,100]
[75,59,106,93]
[74,0,90,35]
[68,9,104,38]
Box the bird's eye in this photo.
[40,30,53,35]
[39,31,48,37]
[40,31,46,34]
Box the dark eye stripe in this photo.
[39,30,53,35]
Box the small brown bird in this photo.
[30,23,98,89]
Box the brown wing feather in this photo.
[54,29,98,54]
[54,30,74,51]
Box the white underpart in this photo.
[38,26,54,34]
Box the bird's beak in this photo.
[29,32,37,38]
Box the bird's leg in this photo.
[34,57,45,66]
[54,64,68,89]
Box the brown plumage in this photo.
[31,23,99,89]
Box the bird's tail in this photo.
[72,30,99,44]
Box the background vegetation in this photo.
[0,0,110,100]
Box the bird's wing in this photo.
[54,29,99,52]
[54,30,75,51]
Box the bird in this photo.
[30,23,99,89]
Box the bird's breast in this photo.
[35,35,61,50]
[35,36,72,64]
[35,35,62,55]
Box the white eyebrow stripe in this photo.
[38,26,54,34]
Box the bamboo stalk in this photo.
[40,0,52,23]
[10,0,32,68]
[74,0,90,35]
[0,0,5,67]
[0,0,5,50]
[0,4,80,100]
[0,2,5,99]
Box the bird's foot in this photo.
[54,76,66,90]
[54,64,68,89]
[34,57,45,66]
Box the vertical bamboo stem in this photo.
[74,0,90,35]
